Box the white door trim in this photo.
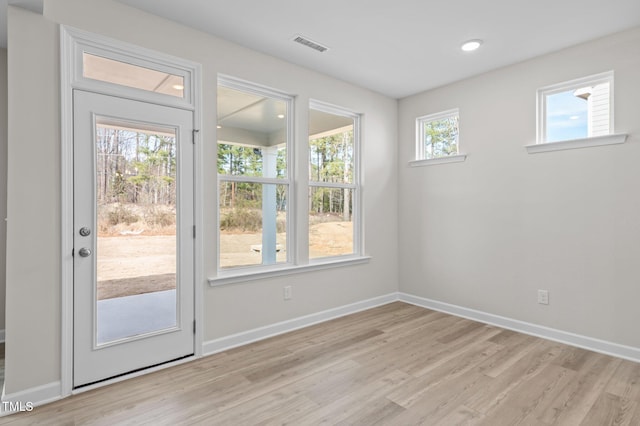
[60,25,203,397]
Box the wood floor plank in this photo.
[477,332,543,378]
[433,405,485,426]
[196,393,319,426]
[605,359,640,402]
[243,329,382,382]
[1,302,638,425]
[464,339,564,415]
[552,346,594,372]
[478,363,576,425]
[629,400,640,425]
[537,352,622,425]
[335,398,405,426]
[286,369,411,424]
[389,371,493,424]
[353,314,489,375]
[405,325,503,378]
[579,392,637,426]
[386,340,502,408]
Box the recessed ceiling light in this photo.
[461,39,483,52]
[277,114,285,119]
[172,84,184,90]
[217,125,222,129]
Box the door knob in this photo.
[78,247,92,257]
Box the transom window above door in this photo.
[64,27,197,109]
[83,53,186,98]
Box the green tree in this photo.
[424,116,458,158]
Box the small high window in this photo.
[415,109,460,160]
[538,71,613,144]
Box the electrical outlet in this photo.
[284,285,292,300]
[537,289,549,305]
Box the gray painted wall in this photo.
[0,48,6,335]
[5,1,398,394]
[398,28,640,348]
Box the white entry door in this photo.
[73,90,194,387]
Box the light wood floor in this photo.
[2,302,639,425]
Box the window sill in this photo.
[525,133,628,154]
[409,154,467,167]
[208,256,372,287]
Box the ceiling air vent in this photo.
[292,35,329,53]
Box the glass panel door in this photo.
[73,90,194,388]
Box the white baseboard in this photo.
[1,381,61,416]
[0,329,4,343]
[399,292,640,364]
[202,293,398,356]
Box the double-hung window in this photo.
[308,101,361,260]
[217,78,293,270]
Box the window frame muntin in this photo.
[536,71,614,144]
[216,76,295,272]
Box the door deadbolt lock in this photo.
[79,227,91,237]
[78,247,92,258]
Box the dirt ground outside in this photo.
[97,221,352,299]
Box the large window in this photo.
[215,79,365,278]
[217,78,292,270]
[537,71,613,143]
[308,102,361,260]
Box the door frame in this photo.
[60,26,204,397]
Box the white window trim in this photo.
[525,133,628,154]
[414,108,465,165]
[216,75,296,272]
[409,153,467,167]
[536,71,614,145]
[309,99,364,260]
[209,256,371,287]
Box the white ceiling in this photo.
[2,1,640,98]
[117,0,640,98]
